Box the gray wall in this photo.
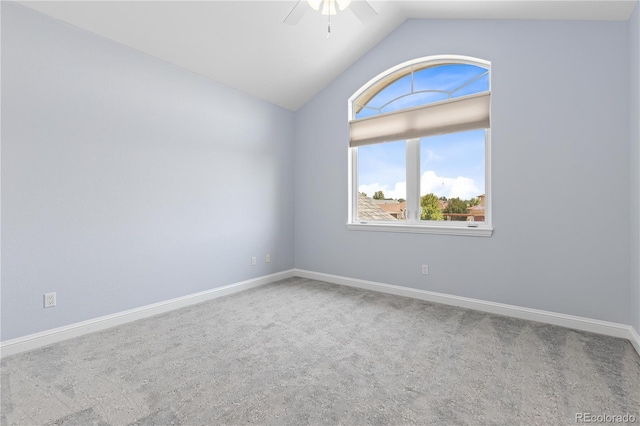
[294,18,632,325]
[631,2,640,333]
[1,3,295,341]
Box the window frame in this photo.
[347,55,493,237]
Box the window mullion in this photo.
[349,147,358,223]
[484,128,491,227]
[406,138,420,224]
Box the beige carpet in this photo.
[2,277,639,425]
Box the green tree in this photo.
[447,197,468,213]
[468,197,480,207]
[373,191,385,200]
[397,198,405,203]
[420,193,444,221]
[445,197,468,221]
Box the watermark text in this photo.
[576,413,637,423]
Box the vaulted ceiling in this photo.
[19,1,638,111]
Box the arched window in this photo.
[348,55,492,236]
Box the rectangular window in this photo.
[349,129,491,236]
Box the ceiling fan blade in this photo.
[283,1,308,25]
[349,1,378,24]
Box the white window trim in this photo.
[346,222,493,237]
[347,55,493,237]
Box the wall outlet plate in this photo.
[44,292,56,308]
[265,254,270,263]
[422,265,429,275]
[251,257,257,266]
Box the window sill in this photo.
[346,222,493,237]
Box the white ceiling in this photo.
[18,1,639,111]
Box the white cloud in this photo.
[358,181,406,200]
[359,171,481,201]
[420,171,480,200]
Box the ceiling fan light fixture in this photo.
[307,0,353,16]
[286,0,375,27]
[307,0,322,11]
[320,0,337,16]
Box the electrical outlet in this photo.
[44,292,56,308]
[265,254,270,263]
[421,265,429,275]
[251,256,257,266]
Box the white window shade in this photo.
[349,92,490,147]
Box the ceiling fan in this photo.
[284,0,378,35]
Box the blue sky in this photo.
[358,130,485,200]
[356,63,488,201]
[355,63,489,119]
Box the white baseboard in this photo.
[3,268,639,359]
[630,327,640,356]
[0,269,295,358]
[294,269,640,357]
